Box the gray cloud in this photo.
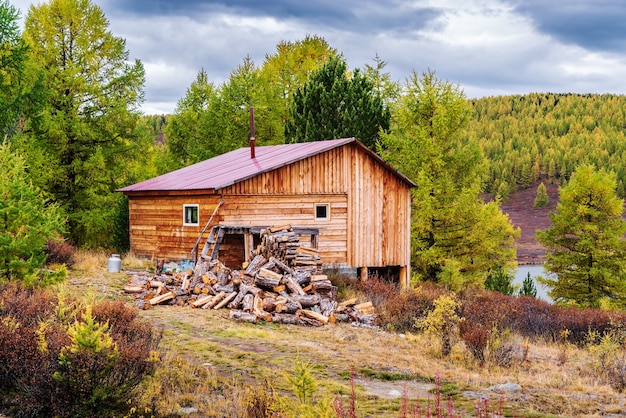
[10,0,626,114]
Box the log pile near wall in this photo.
[124,226,376,327]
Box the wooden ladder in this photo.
[200,225,225,261]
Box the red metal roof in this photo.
[118,137,415,192]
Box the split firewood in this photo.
[214,283,236,294]
[213,291,237,310]
[149,291,175,305]
[241,293,254,312]
[253,293,272,322]
[229,309,258,323]
[255,268,282,289]
[244,254,267,276]
[204,291,226,309]
[268,224,292,233]
[319,299,338,317]
[339,298,358,307]
[298,309,329,325]
[270,256,294,276]
[275,301,301,314]
[291,293,321,308]
[355,301,375,314]
[191,295,213,308]
[123,284,145,294]
[228,282,255,309]
[283,275,306,296]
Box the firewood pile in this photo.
[124,225,376,327]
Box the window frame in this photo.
[183,204,200,226]
[314,203,330,221]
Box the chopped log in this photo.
[334,313,351,322]
[272,313,300,325]
[191,295,213,308]
[268,224,292,233]
[213,291,237,310]
[275,301,301,314]
[283,275,306,296]
[217,266,231,285]
[149,291,175,305]
[339,298,358,307]
[319,299,338,317]
[192,260,211,279]
[253,294,272,322]
[228,282,256,309]
[255,269,281,289]
[241,293,254,312]
[192,285,203,295]
[298,309,329,324]
[293,271,312,286]
[204,291,226,309]
[124,284,146,294]
[213,283,235,294]
[244,254,267,276]
[273,284,286,293]
[302,284,315,294]
[229,309,258,323]
[181,274,190,291]
[270,256,294,276]
[291,293,321,308]
[202,272,218,285]
[355,301,375,314]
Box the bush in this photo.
[0,282,161,417]
[45,238,76,267]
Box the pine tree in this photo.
[485,266,516,295]
[519,272,537,297]
[285,56,390,150]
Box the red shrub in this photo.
[45,239,76,266]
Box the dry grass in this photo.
[60,251,626,417]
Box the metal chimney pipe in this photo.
[249,106,255,159]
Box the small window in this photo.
[183,204,199,226]
[315,203,330,221]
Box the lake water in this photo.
[513,264,553,302]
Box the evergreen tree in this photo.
[285,56,390,150]
[534,182,549,207]
[0,0,43,138]
[22,0,147,247]
[485,266,516,295]
[380,70,519,289]
[0,143,65,283]
[519,272,537,297]
[537,164,626,307]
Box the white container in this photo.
[107,254,121,273]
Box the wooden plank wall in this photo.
[128,193,223,261]
[347,145,411,269]
[218,194,348,265]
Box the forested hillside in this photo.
[470,93,626,198]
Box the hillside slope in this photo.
[498,183,559,265]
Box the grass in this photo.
[57,252,626,417]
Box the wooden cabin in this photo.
[119,138,415,286]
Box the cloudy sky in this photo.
[10,0,626,115]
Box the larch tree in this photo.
[22,0,147,247]
[537,164,626,308]
[285,55,390,151]
[379,70,519,289]
[0,0,43,139]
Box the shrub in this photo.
[0,282,160,417]
[45,238,76,267]
[417,295,462,357]
[377,282,446,333]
